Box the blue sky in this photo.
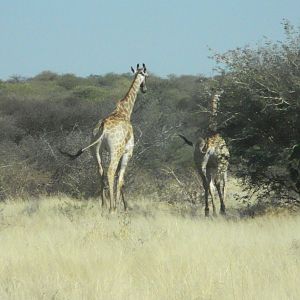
[0,0,299,79]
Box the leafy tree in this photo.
[213,20,300,204]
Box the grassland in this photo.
[0,196,299,300]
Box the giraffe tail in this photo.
[59,131,104,160]
[178,134,193,147]
[59,148,84,160]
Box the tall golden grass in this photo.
[0,196,299,300]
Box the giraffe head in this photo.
[131,63,148,93]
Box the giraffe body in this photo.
[60,64,148,212]
[179,91,230,216]
[194,133,229,216]
[92,117,134,210]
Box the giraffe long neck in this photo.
[208,92,221,133]
[116,75,142,120]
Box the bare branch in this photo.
[161,167,184,186]
[252,78,280,95]
[41,136,57,160]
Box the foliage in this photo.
[0,71,207,200]
[0,21,299,208]
[213,20,300,204]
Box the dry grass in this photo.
[0,196,300,300]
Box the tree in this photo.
[213,20,300,204]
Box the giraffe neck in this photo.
[116,75,143,120]
[209,92,221,133]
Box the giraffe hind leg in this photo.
[94,141,107,208]
[116,151,132,211]
[222,172,227,214]
[222,171,227,211]
[200,173,210,217]
[107,156,121,212]
[208,180,217,217]
[216,180,226,215]
[121,188,127,211]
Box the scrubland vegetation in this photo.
[0,197,300,300]
[0,21,299,210]
[0,21,300,299]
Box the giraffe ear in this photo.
[143,63,147,72]
[131,67,135,73]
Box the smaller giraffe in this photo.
[179,91,230,217]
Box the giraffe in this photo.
[179,91,230,217]
[60,64,148,212]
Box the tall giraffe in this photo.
[179,91,230,217]
[60,64,148,212]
